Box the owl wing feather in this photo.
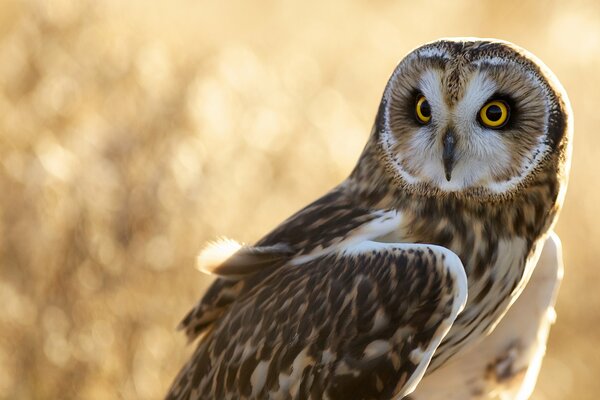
[168,241,467,400]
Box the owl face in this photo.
[377,38,570,198]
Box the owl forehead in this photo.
[398,40,544,107]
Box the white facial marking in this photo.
[381,70,448,187]
[454,72,496,126]
[383,54,552,195]
[445,71,513,189]
[420,69,448,125]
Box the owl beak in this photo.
[442,130,456,181]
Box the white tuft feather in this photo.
[196,238,243,275]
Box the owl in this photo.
[166,38,572,400]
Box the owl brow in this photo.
[416,46,451,59]
[484,92,516,104]
[473,56,512,67]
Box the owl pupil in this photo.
[486,105,502,121]
[420,100,431,117]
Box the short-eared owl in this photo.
[167,38,572,399]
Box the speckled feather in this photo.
[170,240,466,399]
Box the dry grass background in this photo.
[1,0,599,398]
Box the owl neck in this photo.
[345,133,563,241]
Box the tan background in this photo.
[0,0,598,398]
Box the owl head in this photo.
[374,38,572,201]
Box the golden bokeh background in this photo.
[1,0,599,398]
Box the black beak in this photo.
[442,130,456,181]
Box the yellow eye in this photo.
[415,95,431,124]
[479,100,510,128]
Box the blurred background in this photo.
[0,0,598,398]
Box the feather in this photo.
[196,238,243,275]
[197,238,293,280]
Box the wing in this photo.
[179,187,400,341]
[167,241,467,400]
[179,242,294,341]
[409,233,563,400]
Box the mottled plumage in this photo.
[167,38,572,399]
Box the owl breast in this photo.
[379,202,539,371]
